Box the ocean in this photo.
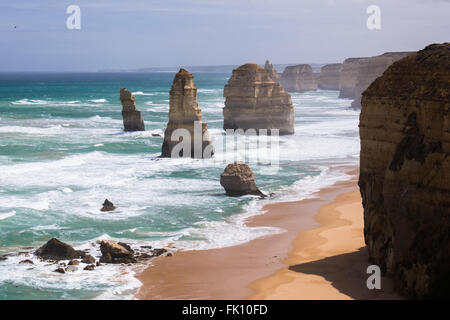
[0,72,360,299]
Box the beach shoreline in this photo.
[135,166,401,300]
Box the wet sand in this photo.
[136,168,401,300]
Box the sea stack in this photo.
[223,63,294,135]
[350,52,412,109]
[120,88,145,131]
[318,63,342,90]
[264,60,280,82]
[161,68,213,158]
[359,43,450,298]
[280,64,318,92]
[220,162,265,197]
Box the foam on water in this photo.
[0,73,360,299]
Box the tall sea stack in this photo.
[120,88,145,131]
[280,64,318,92]
[223,63,294,135]
[338,58,367,99]
[318,63,342,90]
[161,69,213,158]
[359,43,450,298]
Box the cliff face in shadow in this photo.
[280,64,318,92]
[223,63,294,135]
[359,43,450,298]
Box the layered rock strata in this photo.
[161,69,213,158]
[120,88,145,131]
[280,64,318,92]
[223,63,294,135]
[338,57,368,99]
[318,63,342,90]
[359,43,450,298]
[220,162,265,197]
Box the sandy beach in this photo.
[136,168,402,300]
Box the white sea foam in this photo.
[89,99,107,103]
[132,91,154,96]
[0,211,15,220]
[11,99,48,105]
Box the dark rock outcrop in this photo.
[100,199,115,212]
[161,69,213,158]
[220,162,265,197]
[223,63,295,135]
[99,240,136,264]
[359,43,450,299]
[318,63,342,90]
[280,64,318,92]
[35,238,84,260]
[120,88,145,132]
[82,255,96,264]
[264,60,280,82]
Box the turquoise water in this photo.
[0,72,360,299]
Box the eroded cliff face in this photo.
[120,88,145,131]
[359,43,450,298]
[318,63,342,90]
[223,63,294,135]
[161,69,213,158]
[280,64,318,92]
[350,52,412,109]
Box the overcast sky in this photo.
[0,0,448,71]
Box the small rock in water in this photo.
[84,264,95,271]
[68,260,79,266]
[35,238,85,260]
[54,268,65,274]
[220,162,266,197]
[101,199,116,212]
[19,259,34,264]
[82,255,96,264]
[0,256,8,261]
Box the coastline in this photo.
[136,166,401,300]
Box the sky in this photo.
[0,0,448,71]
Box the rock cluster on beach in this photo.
[161,68,213,158]
[280,64,318,92]
[120,88,145,131]
[359,43,450,298]
[223,63,295,135]
[220,162,265,197]
[35,238,86,260]
[318,63,342,90]
[264,59,280,82]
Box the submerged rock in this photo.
[35,238,84,261]
[161,69,213,158]
[100,199,116,212]
[280,64,318,92]
[54,268,65,274]
[359,43,450,298]
[220,162,265,197]
[19,259,34,264]
[84,264,95,271]
[223,63,294,135]
[81,255,96,264]
[120,88,145,131]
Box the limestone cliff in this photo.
[280,64,318,92]
[120,88,145,131]
[338,58,367,99]
[318,63,342,90]
[264,60,280,82]
[161,69,213,158]
[359,43,450,298]
[350,52,412,109]
[223,63,294,135]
